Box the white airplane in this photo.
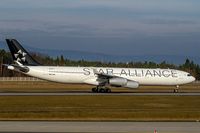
[5,39,195,93]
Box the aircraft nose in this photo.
[191,76,196,82]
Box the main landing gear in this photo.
[92,86,111,93]
[174,85,179,93]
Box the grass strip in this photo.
[0,95,199,121]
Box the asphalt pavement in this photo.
[0,121,199,133]
[0,92,200,96]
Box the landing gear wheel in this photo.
[91,87,111,93]
[174,85,179,93]
[174,89,179,93]
[92,87,99,93]
[92,87,98,93]
[99,88,105,93]
[105,88,111,93]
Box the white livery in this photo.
[5,39,195,93]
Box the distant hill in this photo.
[0,41,199,64]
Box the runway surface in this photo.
[0,121,199,133]
[0,92,200,96]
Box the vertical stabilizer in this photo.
[6,39,40,66]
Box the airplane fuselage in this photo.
[26,66,195,87]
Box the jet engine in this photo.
[109,77,139,89]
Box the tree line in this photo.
[0,49,200,80]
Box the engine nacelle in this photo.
[125,81,139,89]
[109,78,139,89]
[109,78,127,87]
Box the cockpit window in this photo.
[187,74,192,76]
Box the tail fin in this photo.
[6,39,41,66]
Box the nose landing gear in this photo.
[92,86,111,93]
[174,85,179,93]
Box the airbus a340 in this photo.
[5,39,195,93]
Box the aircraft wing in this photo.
[93,68,139,88]
[93,68,117,79]
[91,68,117,86]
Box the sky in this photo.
[0,0,200,57]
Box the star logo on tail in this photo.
[14,50,27,62]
